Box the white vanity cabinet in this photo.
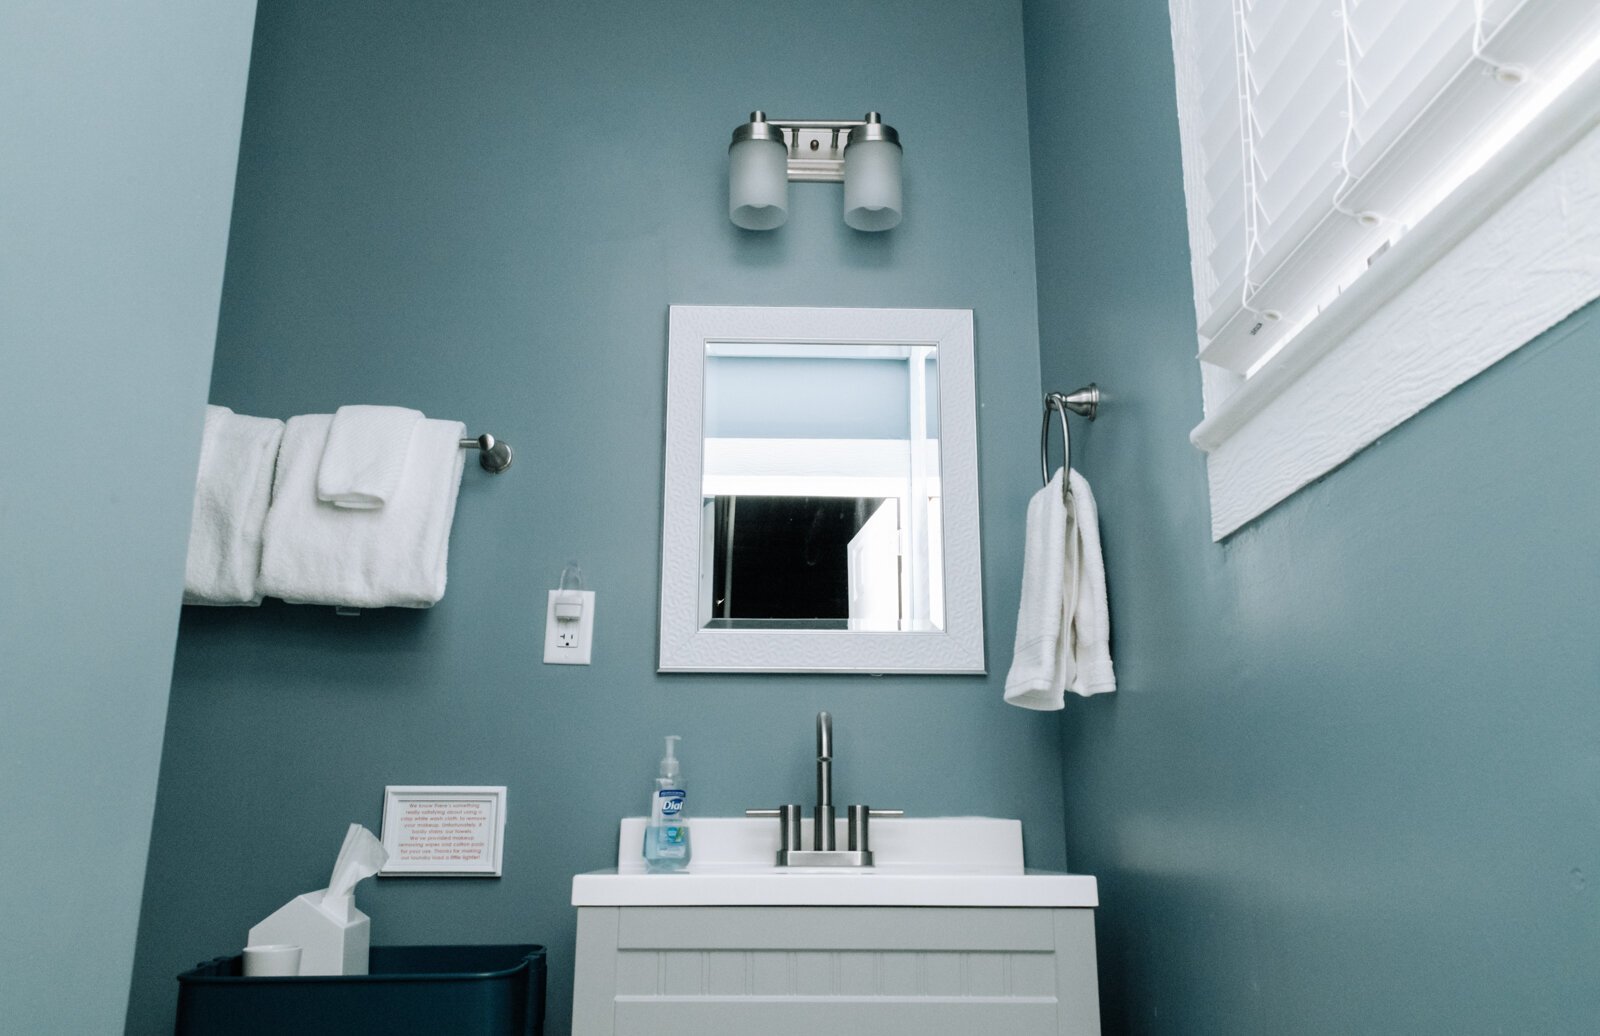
[572,903,1099,1035]
[570,818,1101,1036]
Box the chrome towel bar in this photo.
[459,434,513,474]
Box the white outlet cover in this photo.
[543,589,595,665]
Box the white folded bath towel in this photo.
[316,404,423,509]
[184,405,284,606]
[258,414,467,608]
[1004,467,1116,709]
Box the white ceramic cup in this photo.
[242,944,302,977]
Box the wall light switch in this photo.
[543,589,595,665]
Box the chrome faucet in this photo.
[747,711,902,867]
[815,710,835,851]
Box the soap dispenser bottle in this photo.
[643,735,691,872]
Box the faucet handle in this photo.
[846,805,905,854]
[746,804,804,856]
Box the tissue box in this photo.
[248,889,369,976]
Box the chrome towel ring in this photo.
[1041,385,1099,504]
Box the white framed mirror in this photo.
[659,305,984,673]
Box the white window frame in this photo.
[1174,19,1600,540]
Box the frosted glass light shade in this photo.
[843,140,902,231]
[729,137,788,230]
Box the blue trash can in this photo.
[175,944,545,1035]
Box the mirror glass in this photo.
[700,342,943,633]
[659,306,984,674]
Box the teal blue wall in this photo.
[1023,1,1600,1032]
[128,2,1057,1032]
[0,2,256,1031]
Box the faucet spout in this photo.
[814,711,835,850]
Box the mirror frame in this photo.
[658,305,984,673]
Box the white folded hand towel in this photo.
[1004,469,1070,709]
[316,404,424,509]
[1065,468,1115,696]
[259,414,467,608]
[1004,467,1116,709]
[184,405,284,606]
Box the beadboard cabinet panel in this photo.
[573,905,1100,1035]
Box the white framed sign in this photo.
[379,785,506,877]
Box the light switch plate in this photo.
[543,589,595,665]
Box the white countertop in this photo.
[571,866,1099,907]
[570,817,1098,908]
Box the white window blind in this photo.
[1170,0,1600,539]
[1172,0,1600,384]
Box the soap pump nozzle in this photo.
[659,735,681,780]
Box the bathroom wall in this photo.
[127,1,1056,1032]
[0,2,257,1032]
[1023,1,1599,1033]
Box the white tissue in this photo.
[320,823,388,923]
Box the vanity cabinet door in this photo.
[572,906,1100,1035]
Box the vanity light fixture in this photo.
[728,111,902,232]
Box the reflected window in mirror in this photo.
[701,343,943,633]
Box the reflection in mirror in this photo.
[659,306,983,674]
[700,343,944,632]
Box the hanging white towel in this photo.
[316,404,423,509]
[1005,469,1071,709]
[1065,468,1115,696]
[258,414,467,608]
[183,405,284,606]
[1004,467,1116,709]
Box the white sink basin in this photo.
[570,817,1098,908]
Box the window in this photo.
[1169,0,1600,537]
